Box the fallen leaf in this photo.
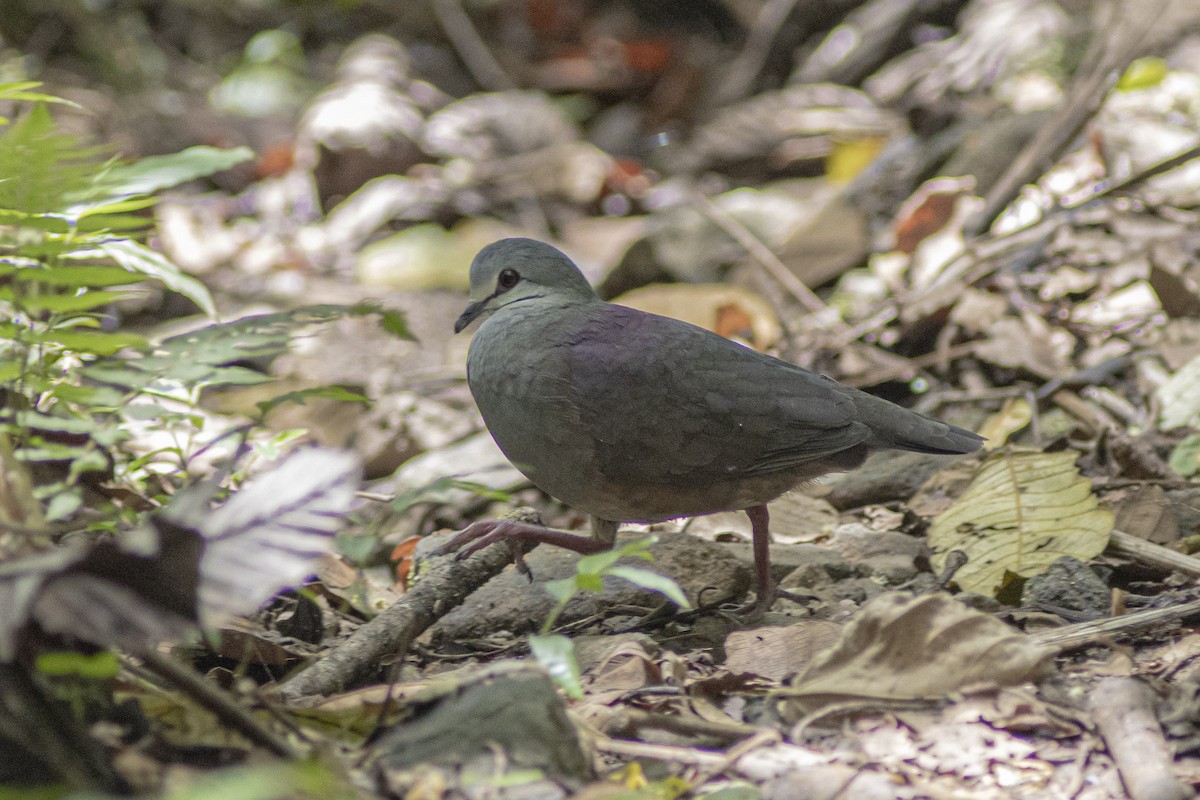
[725,622,843,682]
[613,282,782,351]
[928,450,1113,596]
[1157,353,1200,430]
[781,593,1054,717]
[976,396,1033,449]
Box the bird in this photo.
[441,238,984,612]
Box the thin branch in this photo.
[431,0,517,92]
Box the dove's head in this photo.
[455,238,598,333]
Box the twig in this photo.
[709,0,804,107]
[688,729,782,787]
[138,650,298,758]
[278,532,520,700]
[589,736,732,766]
[1108,529,1200,577]
[966,1,1152,235]
[431,0,516,92]
[598,706,762,742]
[841,342,978,389]
[690,189,829,315]
[1096,140,1200,202]
[1031,596,1200,651]
[1089,677,1192,800]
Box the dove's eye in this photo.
[497,268,520,290]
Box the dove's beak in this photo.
[455,300,486,333]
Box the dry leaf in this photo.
[781,593,1054,717]
[974,312,1074,379]
[613,283,782,350]
[1071,280,1162,328]
[928,450,1113,596]
[725,621,843,683]
[1157,353,1200,430]
[948,287,1007,335]
[1111,485,1178,545]
[976,396,1033,449]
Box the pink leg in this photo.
[745,505,775,611]
[436,519,612,574]
[745,505,813,614]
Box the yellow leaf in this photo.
[977,396,1033,449]
[928,450,1112,596]
[826,136,885,184]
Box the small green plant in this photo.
[0,87,250,522]
[530,537,690,698]
[0,85,404,526]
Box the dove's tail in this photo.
[853,391,985,455]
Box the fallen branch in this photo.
[1089,677,1191,800]
[278,514,534,700]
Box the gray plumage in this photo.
[452,237,983,608]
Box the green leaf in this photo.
[17,442,97,462]
[257,385,371,417]
[575,573,604,593]
[17,289,123,313]
[76,212,153,232]
[0,81,80,108]
[200,366,276,387]
[12,264,146,287]
[0,209,70,232]
[605,566,690,608]
[543,577,577,604]
[1169,433,1200,477]
[51,328,146,355]
[36,650,120,678]
[575,536,655,576]
[99,239,216,317]
[89,145,254,201]
[1116,57,1169,92]
[528,634,583,699]
[77,363,159,389]
[50,383,127,407]
[15,410,95,434]
[45,488,83,521]
[378,309,413,339]
[0,104,107,213]
[76,195,159,216]
[575,548,624,576]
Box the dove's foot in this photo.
[436,519,611,576]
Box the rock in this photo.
[1021,556,1110,617]
[431,531,751,641]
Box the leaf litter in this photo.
[12,1,1200,797]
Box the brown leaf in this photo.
[725,621,843,683]
[782,593,1054,718]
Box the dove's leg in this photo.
[436,517,618,575]
[745,505,812,613]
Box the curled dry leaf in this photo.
[928,450,1113,596]
[781,592,1054,718]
